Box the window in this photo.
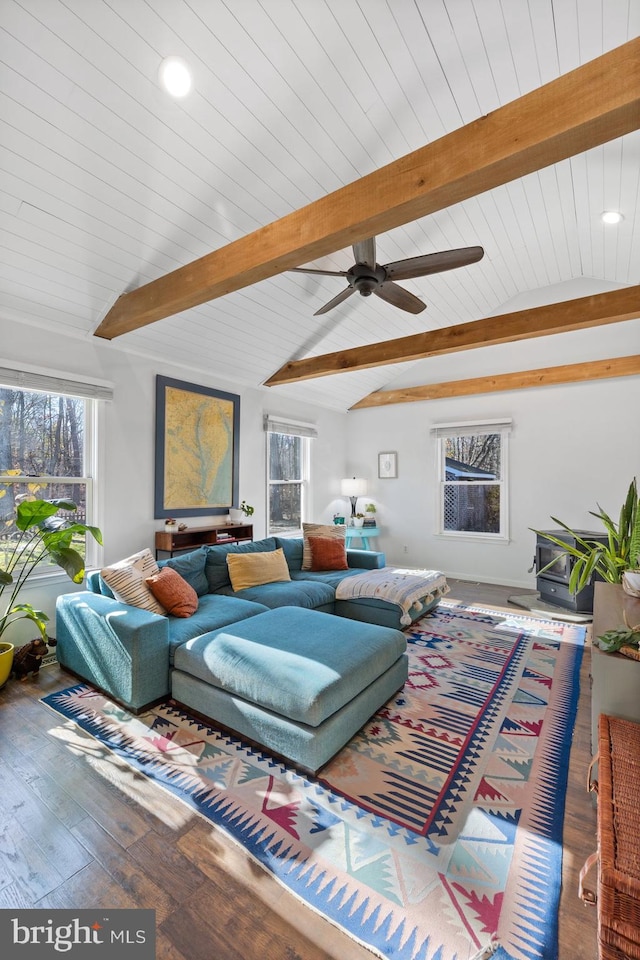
[0,369,109,574]
[434,420,510,540]
[264,416,316,536]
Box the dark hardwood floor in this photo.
[0,581,598,960]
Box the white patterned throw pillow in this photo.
[101,548,167,615]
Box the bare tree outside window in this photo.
[437,427,509,538]
[267,431,309,534]
[0,386,94,569]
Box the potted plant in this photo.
[622,497,640,596]
[364,503,377,527]
[229,500,254,524]
[532,477,640,596]
[0,497,102,686]
[353,513,365,528]
[597,612,640,658]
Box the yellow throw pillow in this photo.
[227,548,291,592]
[301,522,346,570]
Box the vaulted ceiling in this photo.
[2,0,639,412]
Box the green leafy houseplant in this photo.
[598,620,640,655]
[532,478,640,595]
[0,498,102,643]
[240,500,254,518]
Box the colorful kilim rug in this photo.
[42,601,585,960]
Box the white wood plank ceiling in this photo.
[1,0,638,411]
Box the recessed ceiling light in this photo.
[601,210,623,224]
[158,57,192,98]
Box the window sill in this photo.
[434,532,511,545]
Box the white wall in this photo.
[0,316,347,641]
[344,287,640,589]
[2,289,638,640]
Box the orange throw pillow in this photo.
[146,567,198,617]
[308,535,349,571]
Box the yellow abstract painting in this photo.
[155,377,238,516]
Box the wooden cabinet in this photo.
[590,581,640,753]
[155,523,253,558]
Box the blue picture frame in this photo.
[154,375,240,518]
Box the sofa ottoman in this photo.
[171,606,408,773]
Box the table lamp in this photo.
[341,477,367,517]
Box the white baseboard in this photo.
[385,558,535,592]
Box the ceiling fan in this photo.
[290,238,484,315]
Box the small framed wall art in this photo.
[378,451,397,479]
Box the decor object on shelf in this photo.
[364,503,377,527]
[0,498,102,660]
[532,477,640,595]
[164,518,177,532]
[623,569,640,597]
[378,451,397,479]
[155,375,240,519]
[597,606,640,659]
[340,476,367,517]
[333,514,345,525]
[229,501,253,523]
[353,513,365,528]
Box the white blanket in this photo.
[336,567,449,625]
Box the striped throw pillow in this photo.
[101,548,167,615]
[301,522,346,570]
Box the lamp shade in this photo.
[341,477,367,497]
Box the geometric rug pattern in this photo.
[42,601,586,960]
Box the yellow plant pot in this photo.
[0,642,14,688]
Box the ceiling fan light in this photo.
[158,57,192,98]
[601,210,623,224]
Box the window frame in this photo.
[264,417,315,537]
[433,419,510,543]
[0,382,104,578]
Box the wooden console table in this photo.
[155,522,253,558]
[590,581,640,753]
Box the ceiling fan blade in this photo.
[374,282,426,314]
[352,237,377,269]
[313,286,356,316]
[289,267,348,277]
[384,245,484,280]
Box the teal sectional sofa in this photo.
[55,535,440,772]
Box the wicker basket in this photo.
[595,716,640,959]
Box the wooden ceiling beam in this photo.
[350,355,640,408]
[94,39,640,341]
[264,285,640,385]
